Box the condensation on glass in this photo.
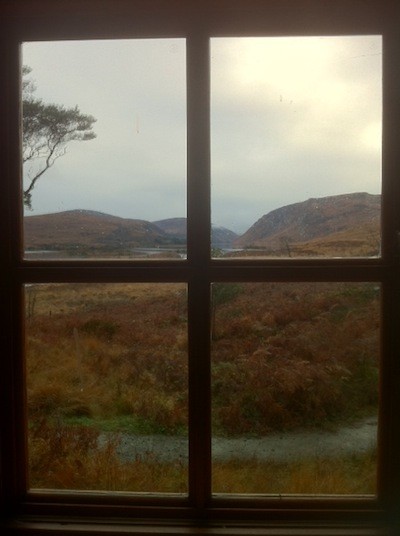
[22,39,186,260]
[25,283,188,493]
[211,282,379,495]
[211,36,382,259]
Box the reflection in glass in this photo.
[211,36,382,258]
[22,39,186,260]
[211,282,379,495]
[26,283,188,492]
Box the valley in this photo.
[24,191,381,258]
[25,191,380,494]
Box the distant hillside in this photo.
[24,210,238,253]
[24,193,380,257]
[211,226,239,248]
[152,218,186,240]
[234,193,380,257]
[153,218,238,248]
[24,210,170,251]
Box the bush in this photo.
[81,318,118,340]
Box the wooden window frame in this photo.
[1,1,400,534]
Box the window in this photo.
[2,1,400,534]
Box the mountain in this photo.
[234,193,380,257]
[152,218,238,248]
[24,210,238,253]
[24,209,170,251]
[211,226,239,248]
[24,193,380,257]
[152,218,186,240]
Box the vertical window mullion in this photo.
[186,30,212,510]
[187,32,211,265]
[379,27,400,519]
[2,37,28,508]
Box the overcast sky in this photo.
[23,36,381,234]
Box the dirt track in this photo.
[103,416,377,464]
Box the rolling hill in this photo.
[153,218,238,247]
[24,210,170,251]
[234,192,380,257]
[24,192,381,257]
[24,210,238,253]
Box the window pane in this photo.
[22,39,186,260]
[211,282,379,495]
[211,36,382,258]
[25,283,188,493]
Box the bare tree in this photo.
[22,66,96,208]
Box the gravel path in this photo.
[100,416,377,464]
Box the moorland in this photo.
[26,280,379,494]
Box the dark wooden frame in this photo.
[1,1,400,534]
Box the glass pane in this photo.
[211,282,379,495]
[26,283,188,493]
[211,36,382,258]
[22,39,186,260]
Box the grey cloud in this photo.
[23,36,381,234]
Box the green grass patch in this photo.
[63,414,187,436]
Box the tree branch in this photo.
[22,66,96,207]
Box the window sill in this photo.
[1,519,395,536]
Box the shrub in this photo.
[81,318,118,340]
[28,417,186,492]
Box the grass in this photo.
[213,451,376,495]
[28,419,187,492]
[29,417,376,495]
[29,417,376,494]
[64,414,187,436]
[25,281,379,494]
